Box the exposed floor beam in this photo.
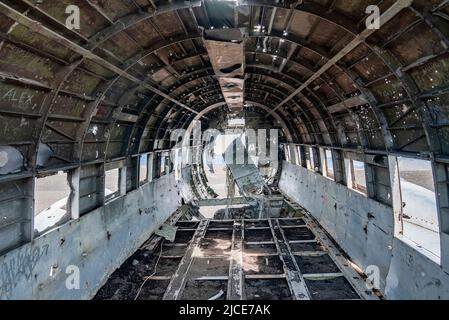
[162,219,209,300]
[268,219,311,300]
[198,197,250,206]
[227,219,244,299]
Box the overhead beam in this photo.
[87,0,358,53]
[269,0,413,116]
[86,0,202,49]
[167,68,317,141]
[85,0,114,24]
[0,1,202,117]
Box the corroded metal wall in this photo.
[279,161,449,299]
[0,169,187,299]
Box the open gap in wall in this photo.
[139,154,148,185]
[323,149,335,181]
[347,159,367,195]
[295,146,302,166]
[284,145,291,163]
[34,171,70,236]
[306,147,314,171]
[105,168,120,202]
[203,133,241,200]
[105,161,128,204]
[396,157,441,262]
[160,152,171,176]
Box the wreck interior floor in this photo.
[95,202,378,300]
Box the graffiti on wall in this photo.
[0,244,49,299]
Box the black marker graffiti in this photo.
[0,244,49,299]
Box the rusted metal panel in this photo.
[203,28,245,111]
